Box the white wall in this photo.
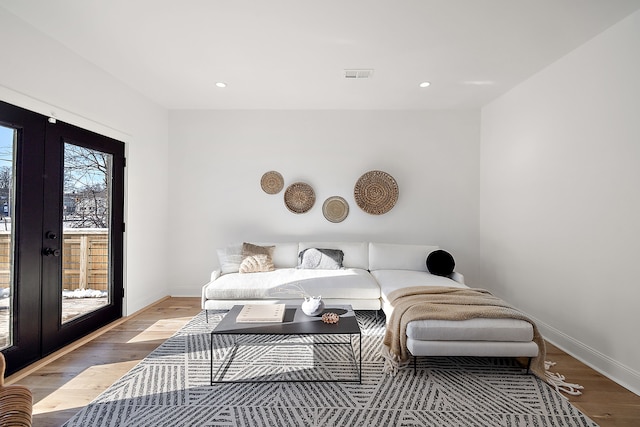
[0,8,170,315]
[168,110,480,295]
[480,11,640,394]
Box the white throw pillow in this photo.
[216,244,243,274]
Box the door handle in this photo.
[42,248,61,257]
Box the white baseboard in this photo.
[532,315,640,396]
[169,285,203,298]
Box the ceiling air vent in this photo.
[344,69,374,79]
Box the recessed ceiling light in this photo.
[215,82,227,88]
[419,81,431,88]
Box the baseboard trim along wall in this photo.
[532,315,640,397]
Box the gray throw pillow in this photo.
[298,248,344,270]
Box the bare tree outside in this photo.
[61,143,113,323]
[0,166,11,188]
[0,138,12,231]
[0,165,11,229]
[63,144,112,229]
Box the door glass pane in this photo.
[62,143,112,324]
[0,125,16,349]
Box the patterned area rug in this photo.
[63,311,598,427]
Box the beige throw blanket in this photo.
[381,286,547,378]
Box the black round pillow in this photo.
[426,250,455,276]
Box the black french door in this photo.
[0,100,124,375]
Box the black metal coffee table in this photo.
[210,304,362,384]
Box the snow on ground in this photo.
[62,289,108,298]
[0,287,108,299]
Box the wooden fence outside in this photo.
[0,233,9,289]
[0,230,109,292]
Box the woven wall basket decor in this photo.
[353,170,399,215]
[322,196,349,223]
[284,182,315,214]
[260,171,284,194]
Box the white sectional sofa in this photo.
[201,242,539,362]
[203,242,384,311]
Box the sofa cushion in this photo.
[298,248,344,270]
[372,269,466,305]
[252,242,299,268]
[299,242,368,269]
[205,268,380,300]
[406,318,534,342]
[369,243,439,272]
[426,249,455,276]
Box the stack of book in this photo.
[236,304,286,323]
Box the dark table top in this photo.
[211,304,361,335]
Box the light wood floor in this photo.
[5,297,640,427]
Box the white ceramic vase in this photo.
[301,296,325,316]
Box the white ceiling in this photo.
[2,0,640,110]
